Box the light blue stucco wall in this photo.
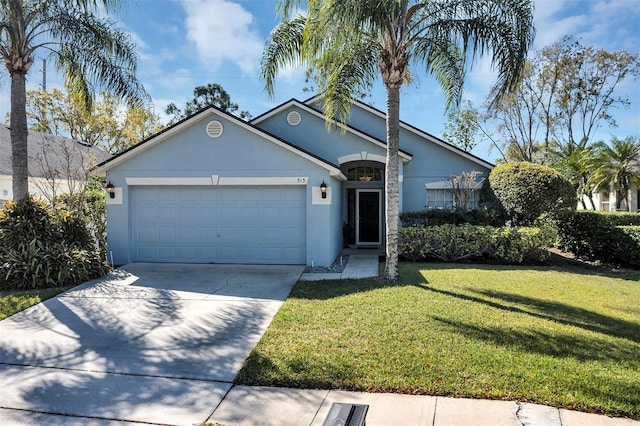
[105,110,342,266]
[257,106,389,165]
[259,102,492,214]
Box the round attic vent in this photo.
[287,111,302,126]
[206,120,224,138]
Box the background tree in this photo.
[27,88,162,154]
[164,83,251,125]
[263,0,534,280]
[442,100,481,152]
[549,37,639,150]
[1,0,147,200]
[483,36,639,164]
[591,136,640,211]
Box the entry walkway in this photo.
[299,254,380,281]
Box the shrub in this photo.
[399,208,504,227]
[0,195,108,290]
[592,211,640,226]
[554,211,640,268]
[398,224,553,264]
[488,162,576,226]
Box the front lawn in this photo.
[236,261,640,419]
[0,288,66,320]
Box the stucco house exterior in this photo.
[1,125,109,206]
[582,185,640,212]
[93,97,492,267]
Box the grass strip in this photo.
[0,288,67,320]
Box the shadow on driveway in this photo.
[0,263,303,425]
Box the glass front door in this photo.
[356,189,382,245]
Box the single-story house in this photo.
[93,97,493,267]
[0,125,110,206]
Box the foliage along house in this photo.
[0,125,109,207]
[93,97,492,267]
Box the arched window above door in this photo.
[346,166,383,182]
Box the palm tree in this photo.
[1,0,147,200]
[592,136,640,211]
[550,143,600,210]
[262,0,535,280]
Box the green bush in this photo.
[399,208,504,227]
[0,195,109,290]
[591,211,640,226]
[554,211,640,268]
[488,162,576,226]
[398,224,553,264]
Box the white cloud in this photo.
[180,0,263,75]
[532,0,588,48]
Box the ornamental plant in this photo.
[488,162,576,225]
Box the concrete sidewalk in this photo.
[299,254,379,281]
[209,385,639,426]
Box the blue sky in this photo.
[1,0,639,162]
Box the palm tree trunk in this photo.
[384,86,400,281]
[10,71,29,200]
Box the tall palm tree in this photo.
[592,136,640,211]
[1,0,147,200]
[262,0,535,280]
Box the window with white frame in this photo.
[425,182,481,211]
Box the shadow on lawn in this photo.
[418,285,640,345]
[431,315,639,362]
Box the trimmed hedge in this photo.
[554,211,640,268]
[398,224,554,264]
[590,211,640,226]
[400,209,505,227]
[0,196,109,290]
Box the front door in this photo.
[356,189,382,246]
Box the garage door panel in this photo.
[239,226,259,241]
[283,207,304,222]
[284,227,305,242]
[199,227,217,240]
[136,227,156,242]
[157,227,176,243]
[219,207,239,223]
[132,186,306,264]
[178,227,197,243]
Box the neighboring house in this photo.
[582,185,640,212]
[93,97,492,267]
[0,125,110,206]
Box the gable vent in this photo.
[206,120,224,138]
[287,111,302,126]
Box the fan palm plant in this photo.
[262,0,535,280]
[1,0,147,200]
[592,136,640,211]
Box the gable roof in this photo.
[0,125,110,178]
[303,95,494,170]
[251,98,414,162]
[92,104,347,179]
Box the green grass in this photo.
[0,288,66,320]
[237,261,640,419]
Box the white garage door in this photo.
[131,186,306,264]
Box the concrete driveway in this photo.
[0,263,303,425]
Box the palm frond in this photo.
[261,15,306,97]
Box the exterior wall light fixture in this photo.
[320,180,327,199]
[106,181,116,199]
